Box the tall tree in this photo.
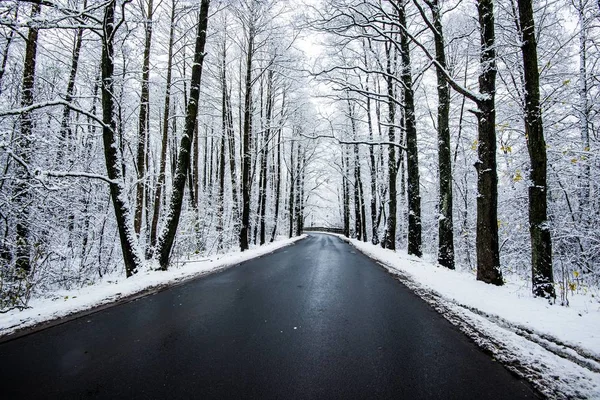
[288,139,296,238]
[240,3,256,251]
[270,122,283,242]
[364,70,379,245]
[156,0,211,269]
[420,0,454,268]
[383,38,397,250]
[149,0,177,254]
[398,0,422,257]
[259,69,274,245]
[134,0,155,235]
[474,0,503,285]
[14,2,41,274]
[517,0,554,298]
[100,0,144,277]
[0,6,17,94]
[57,0,86,164]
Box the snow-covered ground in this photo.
[333,234,600,399]
[0,235,307,339]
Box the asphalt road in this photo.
[0,233,538,399]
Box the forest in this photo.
[0,0,598,311]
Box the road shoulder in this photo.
[329,233,600,400]
[0,235,307,343]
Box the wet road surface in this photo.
[0,233,538,399]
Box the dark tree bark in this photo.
[475,0,503,285]
[217,122,226,251]
[156,0,211,269]
[217,32,228,251]
[149,0,176,255]
[259,70,274,245]
[517,0,554,298]
[398,0,422,257]
[0,6,17,94]
[134,0,154,235]
[288,140,295,238]
[428,0,454,269]
[353,143,362,240]
[57,0,85,164]
[365,72,379,245]
[240,18,255,251]
[346,97,363,240]
[343,145,351,238]
[383,40,397,250]
[270,124,283,242]
[100,0,143,277]
[188,122,199,207]
[14,2,41,274]
[226,89,239,224]
[294,142,303,236]
[193,121,200,205]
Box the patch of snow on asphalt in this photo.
[0,235,307,338]
[332,234,600,399]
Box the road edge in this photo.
[0,235,308,344]
[326,232,554,399]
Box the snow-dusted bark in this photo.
[517,0,554,298]
[155,0,211,269]
[100,0,144,277]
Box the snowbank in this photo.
[334,234,600,399]
[0,235,307,339]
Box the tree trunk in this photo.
[57,0,85,164]
[0,6,17,94]
[226,90,239,225]
[259,70,273,245]
[576,0,591,224]
[149,0,176,255]
[429,0,455,269]
[100,0,144,277]
[294,142,303,236]
[270,124,282,242]
[517,0,554,298]
[346,97,363,240]
[343,145,351,238]
[475,0,503,285]
[384,41,397,250]
[217,33,228,251]
[240,20,255,251]
[365,74,379,245]
[288,139,295,238]
[399,0,422,257]
[134,0,154,236]
[156,0,210,269]
[14,3,41,274]
[217,120,226,251]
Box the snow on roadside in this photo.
[0,235,307,338]
[333,234,600,399]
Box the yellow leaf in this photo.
[563,79,571,85]
[571,158,578,163]
[569,282,577,292]
[574,271,580,278]
[471,139,478,151]
[513,170,523,182]
[584,146,590,151]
